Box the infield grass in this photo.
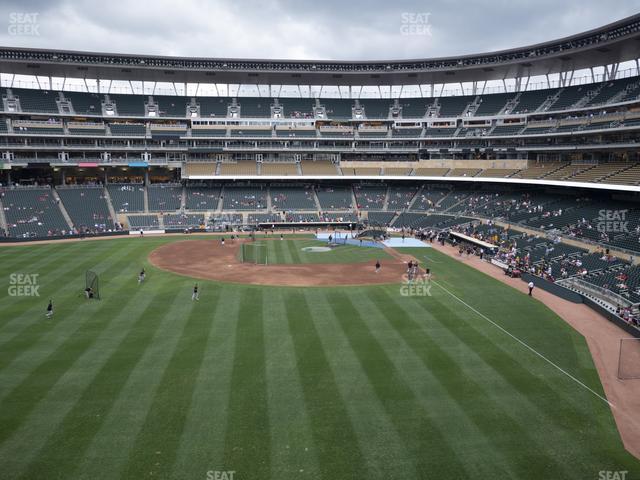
[241,238,391,265]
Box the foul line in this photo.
[421,254,442,264]
[432,280,614,407]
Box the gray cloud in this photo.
[0,0,638,60]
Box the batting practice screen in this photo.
[85,270,101,299]
[240,243,268,265]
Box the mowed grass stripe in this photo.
[0,240,117,303]
[434,296,602,420]
[0,242,61,273]
[0,241,146,377]
[0,241,120,327]
[0,266,172,475]
[119,288,218,479]
[365,288,575,479]
[0,242,161,449]
[264,289,320,479]
[0,239,141,341]
[265,240,281,265]
[303,288,418,479]
[0,241,147,404]
[415,292,632,472]
[222,289,271,478]
[286,290,369,480]
[12,283,184,480]
[279,239,295,264]
[169,287,242,479]
[74,282,219,480]
[287,240,303,264]
[404,247,592,381]
[324,290,471,479]
[348,288,517,479]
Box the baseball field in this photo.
[0,235,638,479]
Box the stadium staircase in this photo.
[436,191,457,211]
[312,189,322,211]
[350,187,358,213]
[463,96,482,117]
[382,187,390,211]
[426,99,439,117]
[387,211,402,226]
[266,186,273,212]
[0,196,8,235]
[609,80,640,104]
[538,162,575,179]
[539,88,563,112]
[574,84,604,108]
[102,187,119,225]
[181,186,187,210]
[51,188,75,230]
[501,93,521,115]
[157,215,165,229]
[599,162,640,184]
[406,186,424,211]
[143,186,149,212]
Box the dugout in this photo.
[448,231,499,253]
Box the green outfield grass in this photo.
[240,238,391,264]
[0,236,638,479]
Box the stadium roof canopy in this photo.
[1,14,640,86]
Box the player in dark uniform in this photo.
[46,299,53,318]
[375,260,381,273]
[192,284,199,301]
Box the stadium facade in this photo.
[0,13,638,188]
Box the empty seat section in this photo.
[147,184,182,211]
[107,184,145,212]
[2,187,69,237]
[56,186,114,232]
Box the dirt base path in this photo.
[148,238,407,287]
[428,241,640,460]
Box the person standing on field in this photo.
[528,281,534,296]
[192,284,199,301]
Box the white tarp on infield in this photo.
[382,238,431,248]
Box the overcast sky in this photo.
[0,0,639,60]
